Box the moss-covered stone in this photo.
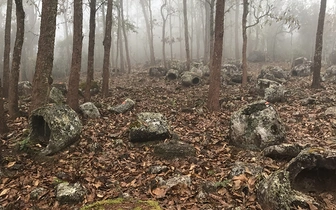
[80,198,162,210]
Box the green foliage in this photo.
[214,179,230,188]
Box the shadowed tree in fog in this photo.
[84,0,97,102]
[120,0,131,73]
[67,0,83,111]
[102,0,113,97]
[8,0,25,119]
[312,0,327,88]
[183,0,190,70]
[31,0,58,111]
[2,0,13,98]
[140,0,155,65]
[161,0,168,68]
[208,0,225,112]
[0,79,8,134]
[235,0,240,61]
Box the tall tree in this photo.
[31,0,58,111]
[102,0,113,97]
[207,0,225,112]
[235,0,240,60]
[161,0,168,68]
[140,0,155,65]
[2,0,13,98]
[120,0,131,73]
[67,0,83,111]
[8,0,25,119]
[84,0,97,102]
[0,79,8,134]
[241,0,248,86]
[183,0,191,71]
[311,0,327,88]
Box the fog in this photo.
[0,0,335,81]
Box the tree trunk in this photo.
[117,6,124,72]
[8,0,25,119]
[183,0,191,71]
[60,0,71,76]
[241,0,248,87]
[0,79,8,134]
[31,0,58,112]
[207,0,225,112]
[84,0,96,102]
[161,0,167,68]
[169,0,173,60]
[203,1,210,64]
[209,0,215,61]
[311,0,327,89]
[235,0,240,60]
[2,0,13,98]
[67,0,83,112]
[140,0,155,65]
[102,0,113,98]
[121,0,131,73]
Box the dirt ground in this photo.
[1,62,336,209]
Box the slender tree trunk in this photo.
[209,0,215,61]
[61,0,71,76]
[183,0,190,70]
[121,0,131,73]
[161,0,167,68]
[8,0,25,119]
[208,0,225,112]
[241,0,248,87]
[140,0,155,65]
[203,1,210,64]
[67,0,83,111]
[84,0,96,102]
[102,0,113,97]
[169,0,173,60]
[117,7,124,72]
[312,0,327,88]
[31,0,58,111]
[0,79,8,134]
[2,0,13,98]
[235,0,240,60]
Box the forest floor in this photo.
[1,62,336,210]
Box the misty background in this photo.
[0,0,335,81]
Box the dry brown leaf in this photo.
[0,188,10,197]
[6,161,16,168]
[152,187,167,198]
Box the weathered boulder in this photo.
[167,60,186,72]
[181,71,201,86]
[152,175,191,198]
[18,81,32,97]
[229,100,285,150]
[79,102,100,118]
[248,51,266,62]
[190,66,203,77]
[52,83,67,95]
[153,140,196,159]
[322,65,336,83]
[229,161,263,178]
[258,66,288,83]
[49,87,66,104]
[165,69,179,80]
[262,143,306,160]
[200,65,210,76]
[129,112,170,142]
[264,84,286,103]
[108,98,135,114]
[29,103,82,155]
[149,67,167,77]
[56,182,86,204]
[256,79,286,102]
[324,106,336,116]
[222,64,251,85]
[291,57,312,77]
[258,148,336,209]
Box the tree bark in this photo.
[67,0,83,111]
[235,0,240,60]
[311,0,327,89]
[183,0,191,71]
[120,0,131,73]
[241,0,248,87]
[0,78,8,134]
[140,0,155,65]
[31,0,58,112]
[84,0,96,102]
[102,0,113,98]
[208,0,225,112]
[8,0,25,119]
[209,0,215,61]
[161,0,167,68]
[2,0,13,98]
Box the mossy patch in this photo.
[80,198,162,210]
